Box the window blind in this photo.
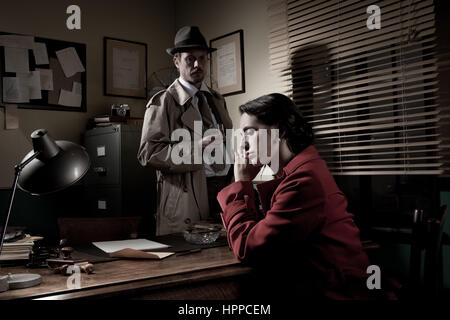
[268,0,446,175]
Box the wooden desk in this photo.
[0,246,252,300]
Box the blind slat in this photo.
[315,117,439,136]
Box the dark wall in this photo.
[335,175,439,235]
[0,183,87,244]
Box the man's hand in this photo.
[199,133,225,150]
[234,151,263,182]
[199,135,215,150]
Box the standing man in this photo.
[138,26,233,235]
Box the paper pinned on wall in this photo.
[0,34,34,49]
[4,104,19,130]
[36,68,53,91]
[55,47,85,78]
[2,77,30,103]
[33,42,49,65]
[72,81,82,95]
[17,71,42,100]
[4,47,30,73]
[48,57,82,105]
[58,88,81,107]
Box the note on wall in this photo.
[33,42,49,65]
[17,71,42,100]
[0,34,34,49]
[55,47,85,78]
[4,47,30,73]
[2,77,29,103]
[48,57,81,105]
[4,104,19,130]
[72,81,82,95]
[58,88,81,107]
[36,68,53,91]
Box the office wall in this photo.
[0,0,175,188]
[174,0,276,129]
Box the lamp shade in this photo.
[17,129,90,195]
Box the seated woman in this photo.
[217,93,378,299]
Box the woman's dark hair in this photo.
[239,93,314,154]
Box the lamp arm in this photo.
[0,151,41,255]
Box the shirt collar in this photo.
[178,77,210,98]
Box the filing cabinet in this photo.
[83,124,156,234]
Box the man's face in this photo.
[174,49,208,87]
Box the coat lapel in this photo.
[209,92,233,129]
[168,80,202,134]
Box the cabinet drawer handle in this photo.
[94,167,107,175]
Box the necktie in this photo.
[196,91,225,171]
[196,91,214,130]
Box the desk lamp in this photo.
[0,129,90,292]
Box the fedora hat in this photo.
[167,26,216,56]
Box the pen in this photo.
[176,248,202,256]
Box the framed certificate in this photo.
[104,37,147,99]
[210,30,245,96]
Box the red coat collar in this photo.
[255,145,321,215]
[282,145,321,177]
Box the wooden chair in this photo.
[409,209,425,294]
[58,217,143,245]
[424,205,447,297]
[408,205,447,298]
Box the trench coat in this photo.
[217,145,374,299]
[138,79,233,235]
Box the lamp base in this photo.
[0,275,8,292]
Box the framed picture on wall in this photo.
[104,37,147,99]
[209,30,245,97]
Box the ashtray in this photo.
[183,224,223,245]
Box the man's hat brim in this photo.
[167,45,216,56]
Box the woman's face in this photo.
[239,113,279,166]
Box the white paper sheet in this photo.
[55,47,85,78]
[17,71,41,100]
[58,88,81,107]
[0,35,34,49]
[36,68,53,91]
[112,47,140,90]
[92,239,170,254]
[72,81,82,95]
[2,77,30,103]
[217,42,237,88]
[33,42,49,65]
[4,47,30,73]
[5,104,19,130]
